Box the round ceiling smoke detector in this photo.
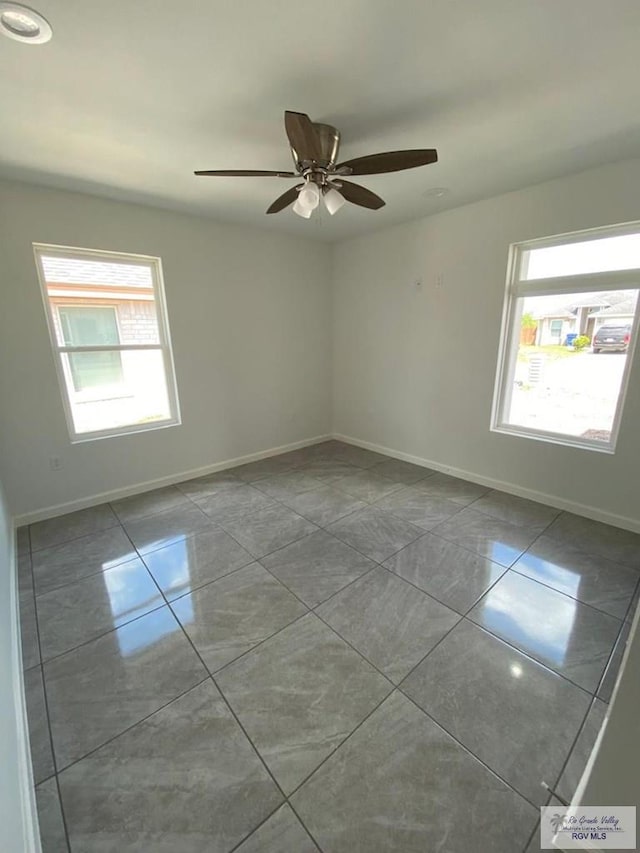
[0,2,52,43]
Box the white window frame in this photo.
[491,221,640,454]
[34,243,181,443]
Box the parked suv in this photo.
[592,324,631,353]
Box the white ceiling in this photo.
[1,0,640,242]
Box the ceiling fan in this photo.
[195,110,438,218]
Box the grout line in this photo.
[30,566,72,853]
[398,689,546,813]
[29,518,122,555]
[135,543,292,805]
[50,675,211,777]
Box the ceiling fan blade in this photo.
[266,184,304,214]
[336,149,438,176]
[194,169,297,177]
[284,111,322,163]
[334,179,385,210]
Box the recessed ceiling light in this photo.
[0,2,52,43]
[423,187,450,199]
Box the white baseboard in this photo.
[11,540,42,852]
[332,432,640,534]
[14,434,332,526]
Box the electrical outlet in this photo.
[49,456,62,471]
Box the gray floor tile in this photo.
[18,553,34,600]
[216,613,390,794]
[122,503,212,555]
[318,567,459,682]
[385,532,507,613]
[414,472,490,505]
[291,690,536,853]
[20,593,40,670]
[432,507,541,567]
[370,457,436,484]
[525,826,542,853]
[172,563,306,672]
[175,469,243,500]
[330,445,389,468]
[471,490,560,531]
[235,804,318,853]
[597,620,630,702]
[374,487,461,530]
[556,698,607,802]
[195,484,276,527]
[219,504,317,559]
[36,778,68,853]
[252,471,325,501]
[334,469,404,503]
[469,572,621,692]
[25,666,55,784]
[58,681,282,853]
[111,485,191,523]
[278,485,367,527]
[142,526,253,600]
[402,620,591,804]
[297,459,362,484]
[512,535,639,619]
[627,583,640,624]
[17,524,30,556]
[327,507,423,563]
[30,504,119,552]
[545,512,640,570]
[32,527,138,596]
[233,455,298,481]
[261,530,375,608]
[37,559,164,661]
[45,607,207,769]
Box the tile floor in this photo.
[17,440,639,853]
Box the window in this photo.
[492,224,640,452]
[34,245,180,441]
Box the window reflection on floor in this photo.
[486,545,579,666]
[103,537,194,656]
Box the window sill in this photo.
[69,417,181,444]
[490,423,616,454]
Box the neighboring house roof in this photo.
[41,256,152,288]
[533,290,636,321]
[589,295,637,318]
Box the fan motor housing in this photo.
[290,122,340,171]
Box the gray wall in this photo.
[333,158,640,528]
[0,180,332,517]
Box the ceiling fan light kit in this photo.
[195,110,438,220]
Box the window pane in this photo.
[68,351,124,392]
[64,349,172,435]
[58,306,120,346]
[503,289,637,444]
[521,232,640,280]
[43,255,161,345]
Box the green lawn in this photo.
[517,344,585,362]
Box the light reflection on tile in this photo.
[122,503,212,555]
[142,527,253,600]
[469,572,621,691]
[46,607,206,768]
[432,508,540,567]
[513,535,639,619]
[37,559,164,660]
